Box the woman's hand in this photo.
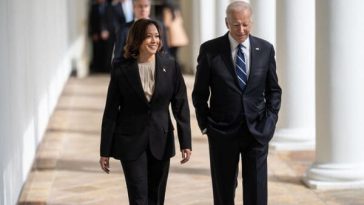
[99,157,110,174]
[180,149,192,164]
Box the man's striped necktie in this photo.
[236,44,247,90]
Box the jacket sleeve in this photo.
[100,68,123,157]
[265,46,282,120]
[171,60,192,150]
[192,43,211,131]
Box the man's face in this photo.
[225,9,252,43]
[133,0,151,19]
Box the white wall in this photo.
[0,0,88,204]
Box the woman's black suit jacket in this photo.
[100,53,191,161]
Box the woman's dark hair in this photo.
[123,19,164,59]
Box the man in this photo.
[192,1,281,205]
[88,0,114,72]
[112,0,169,64]
[110,0,127,32]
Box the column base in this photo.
[303,163,364,189]
[270,128,315,150]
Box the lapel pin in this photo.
[163,67,166,72]
[255,47,260,51]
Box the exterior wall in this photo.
[0,0,88,204]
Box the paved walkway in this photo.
[18,75,364,205]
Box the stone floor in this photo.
[18,74,364,205]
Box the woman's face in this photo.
[139,24,160,57]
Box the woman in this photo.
[99,19,192,205]
[161,0,188,67]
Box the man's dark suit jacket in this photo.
[100,52,191,161]
[88,2,114,38]
[112,20,170,65]
[192,33,281,144]
[112,21,133,64]
[111,2,127,32]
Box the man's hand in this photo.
[101,30,110,40]
[99,156,110,174]
[180,149,192,164]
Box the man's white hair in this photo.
[226,1,253,20]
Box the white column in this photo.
[271,0,315,150]
[303,0,364,189]
[180,0,216,73]
[249,0,276,47]
[215,0,229,36]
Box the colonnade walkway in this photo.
[18,75,364,204]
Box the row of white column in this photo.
[249,0,364,188]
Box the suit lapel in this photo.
[122,60,150,104]
[220,34,236,80]
[246,36,259,92]
[149,53,164,104]
[220,33,243,95]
